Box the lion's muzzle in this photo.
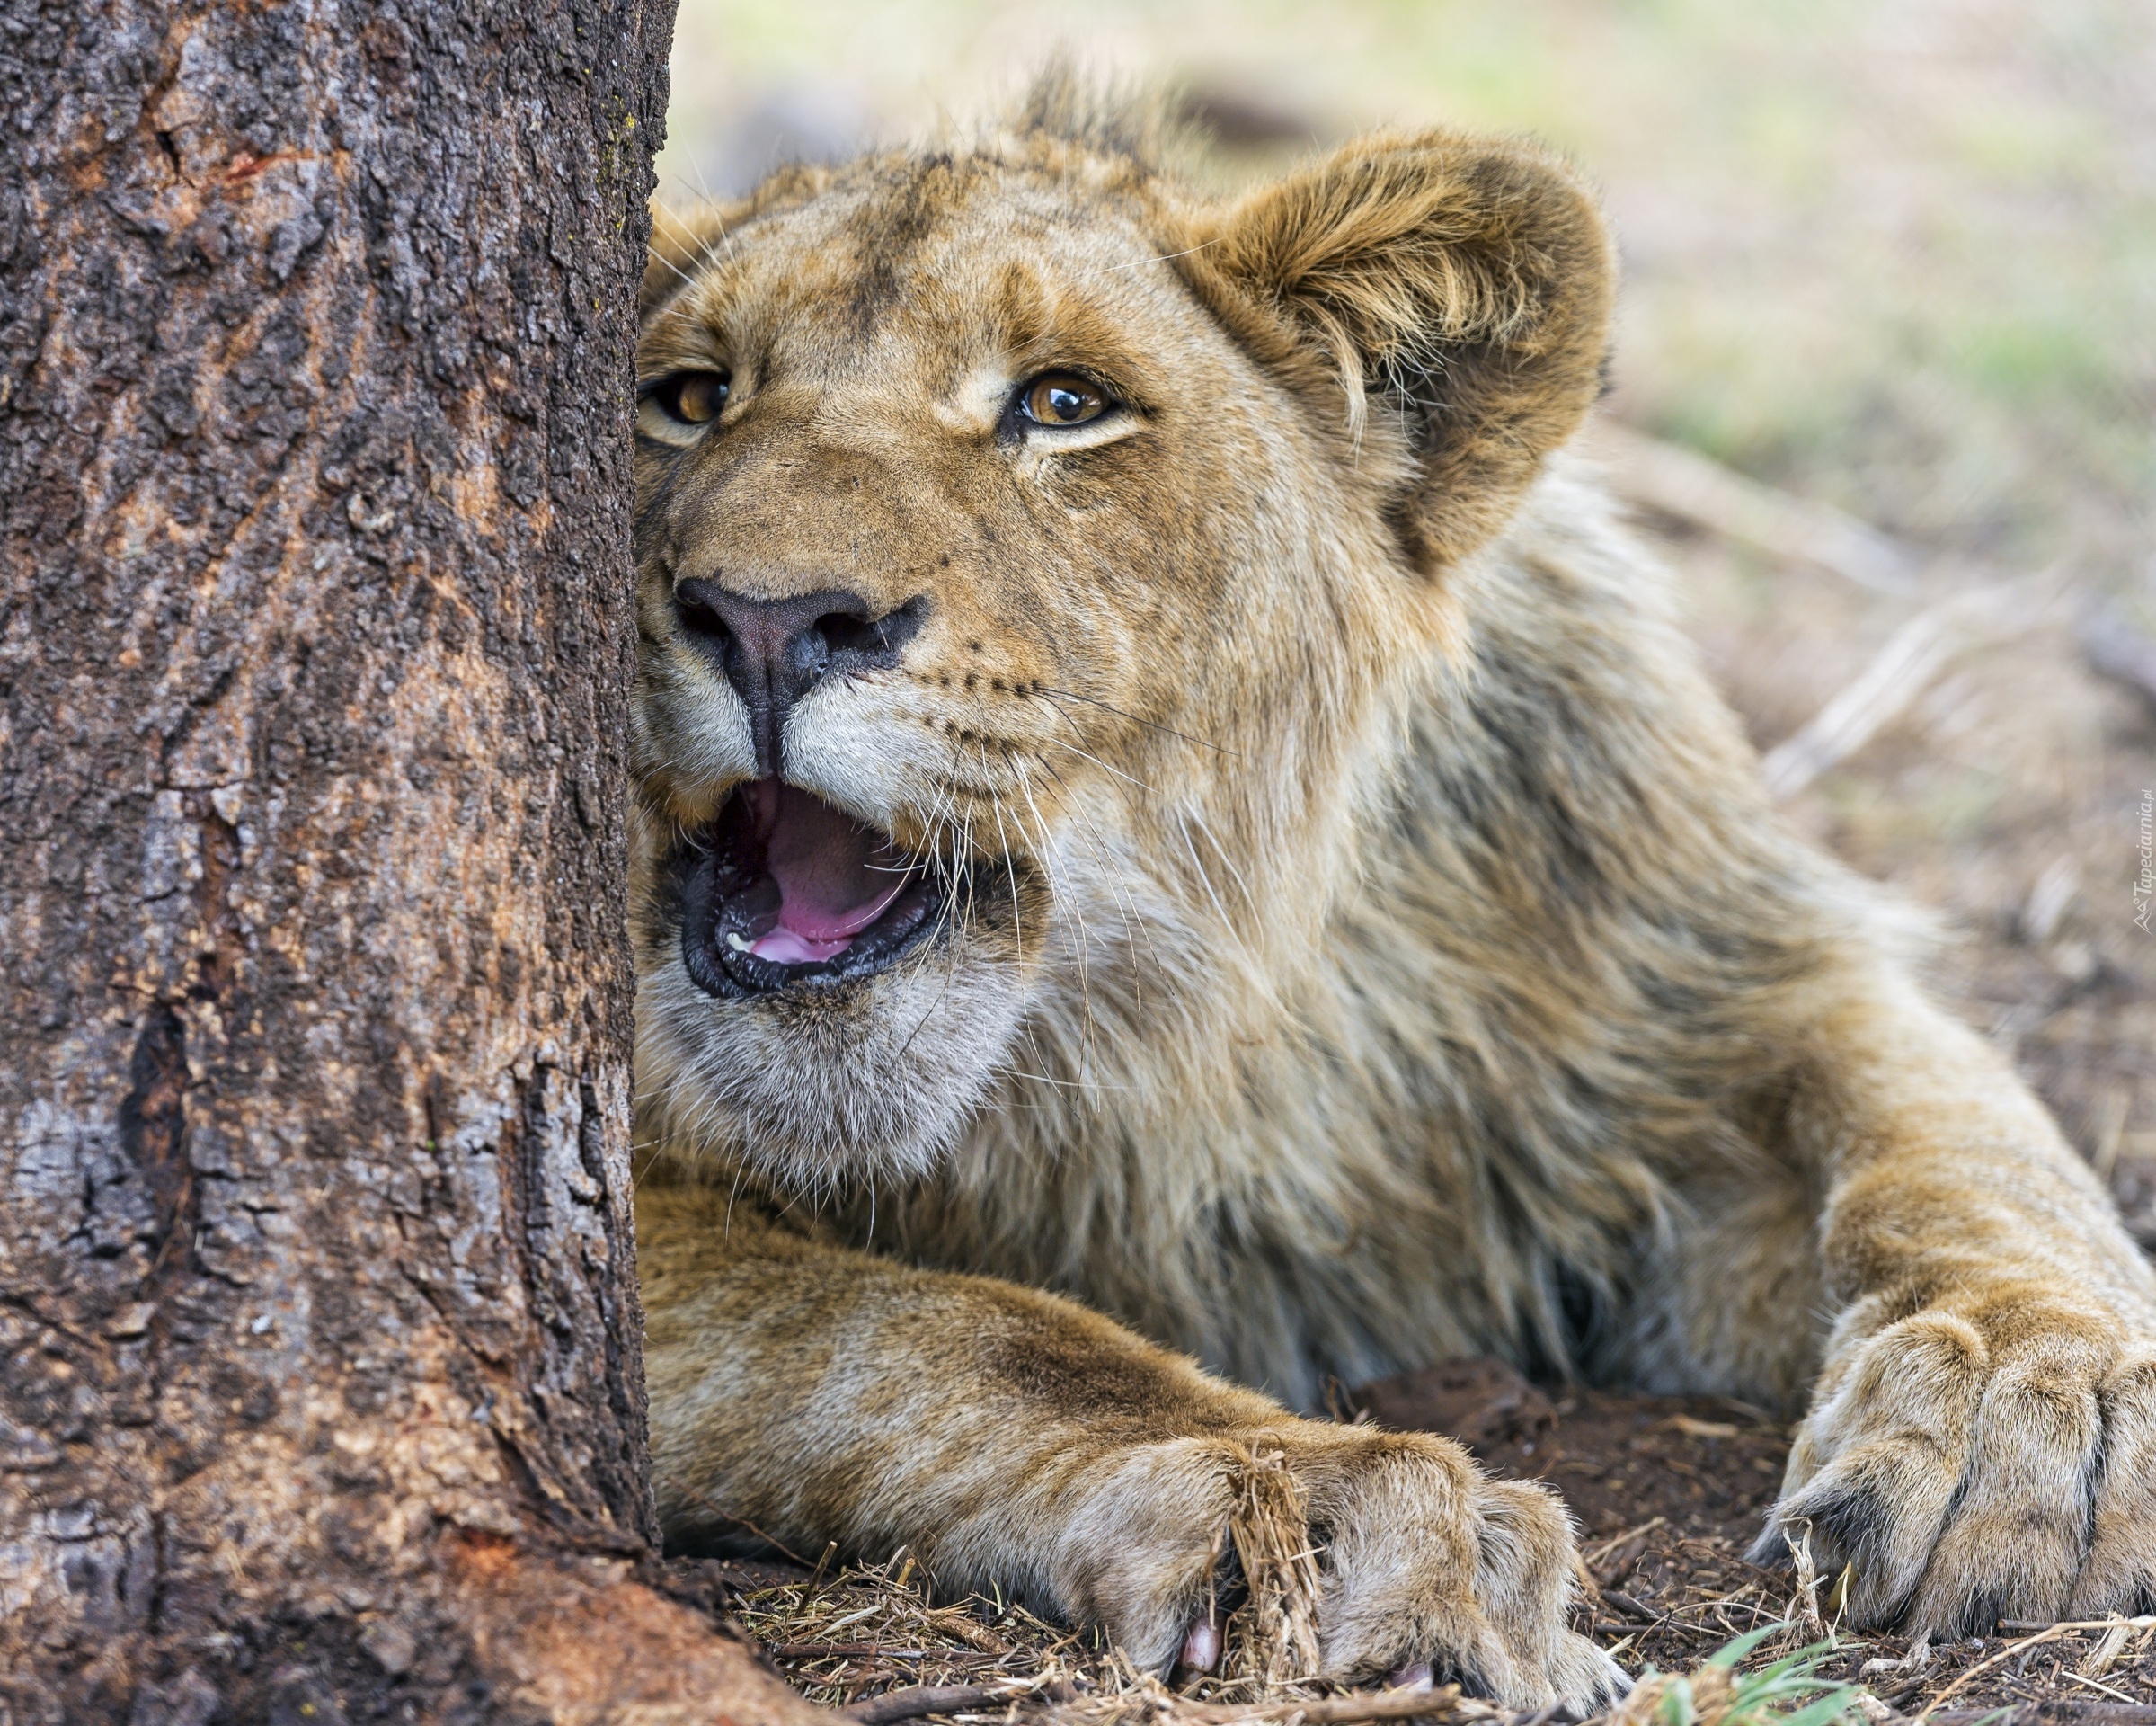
[671,578,928,777]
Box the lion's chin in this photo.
[634,772,1042,1188]
[634,864,1030,1190]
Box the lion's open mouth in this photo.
[677,779,944,997]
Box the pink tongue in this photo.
[747,780,909,964]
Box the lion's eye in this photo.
[639,369,731,439]
[1020,372,1108,429]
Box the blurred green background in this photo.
[657,0,2156,579]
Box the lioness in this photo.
[629,81,2156,1708]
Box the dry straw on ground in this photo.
[717,1509,1889,1726]
[1215,1443,1327,1695]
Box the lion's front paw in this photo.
[1755,1297,2156,1633]
[1049,1426,1625,1709]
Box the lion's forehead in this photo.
[659,159,1196,385]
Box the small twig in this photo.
[925,1606,1013,1655]
[1582,1517,1666,1569]
[842,1683,1030,1724]
[2085,1620,2138,1679]
[1638,1618,1728,1641]
[1759,568,2063,799]
[1916,1624,2080,1721]
[2065,1671,2142,1705]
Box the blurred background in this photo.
[656,1,2156,1218]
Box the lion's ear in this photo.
[1184,131,1615,569]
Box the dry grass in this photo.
[1215,1443,1326,1695]
[717,1549,1868,1726]
[716,1442,1330,1719]
[706,1535,2156,1726]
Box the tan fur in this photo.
[630,79,2156,1704]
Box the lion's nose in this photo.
[673,579,927,775]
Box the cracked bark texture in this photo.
[0,2,826,1720]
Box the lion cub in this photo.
[629,82,2156,1707]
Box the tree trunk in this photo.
[0,4,821,1719]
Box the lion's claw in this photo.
[1760,1299,2156,1634]
[1067,1427,1626,1709]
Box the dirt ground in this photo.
[1470,1384,2156,1715]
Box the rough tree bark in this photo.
[0,4,823,1720]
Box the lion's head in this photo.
[631,81,1614,1190]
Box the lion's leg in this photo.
[1745,969,2156,1633]
[637,1180,1622,1707]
